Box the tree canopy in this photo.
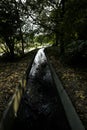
[0,0,87,58]
[0,0,25,58]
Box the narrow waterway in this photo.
[12,48,70,130]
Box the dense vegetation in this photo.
[0,0,87,62]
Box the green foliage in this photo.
[35,35,44,44]
[34,34,54,45]
[67,40,87,56]
[0,0,21,38]
[0,0,26,58]
[0,0,18,57]
[62,40,87,65]
[64,0,87,41]
[24,0,87,57]
[0,0,87,62]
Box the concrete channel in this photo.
[0,51,37,130]
[0,48,85,130]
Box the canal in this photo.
[12,48,70,130]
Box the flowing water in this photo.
[12,48,70,130]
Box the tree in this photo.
[64,0,87,40]
[1,0,86,58]
[0,0,17,58]
[35,34,44,44]
[25,0,65,52]
[0,0,26,58]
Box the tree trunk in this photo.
[59,0,65,55]
[14,0,24,55]
[55,32,59,46]
[60,40,65,55]
[53,32,59,46]
[20,26,24,55]
[9,45,14,59]
[5,37,14,59]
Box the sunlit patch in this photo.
[75,91,85,100]
[29,48,47,77]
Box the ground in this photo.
[0,47,87,129]
[46,46,87,129]
[0,50,37,121]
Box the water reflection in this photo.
[29,48,47,77]
[12,48,70,130]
